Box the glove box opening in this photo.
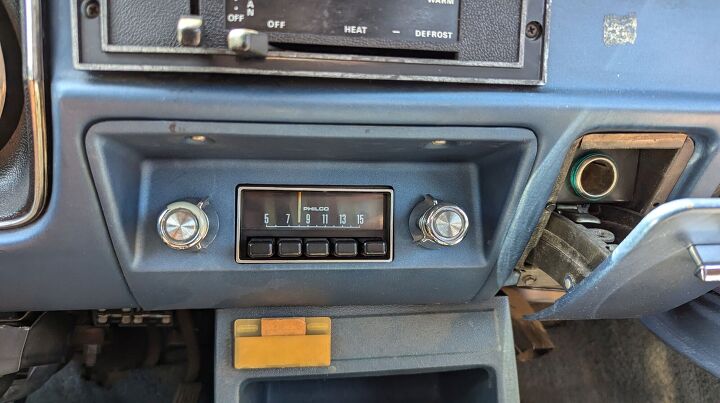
[240,367,497,403]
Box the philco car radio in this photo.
[235,186,393,263]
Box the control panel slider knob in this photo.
[228,29,268,58]
[177,15,203,47]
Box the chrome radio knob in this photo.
[410,195,469,249]
[158,200,210,250]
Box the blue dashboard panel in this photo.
[85,122,536,309]
[0,0,719,310]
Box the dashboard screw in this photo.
[83,0,100,19]
[525,21,543,40]
[522,274,537,286]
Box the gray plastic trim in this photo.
[0,325,28,376]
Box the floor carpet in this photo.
[26,319,720,402]
[517,319,720,403]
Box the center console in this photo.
[215,299,520,403]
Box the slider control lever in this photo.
[228,29,268,58]
[177,15,203,47]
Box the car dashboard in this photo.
[1,0,719,402]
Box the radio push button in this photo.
[247,238,274,258]
[362,240,387,257]
[333,239,358,257]
[305,239,330,258]
[277,239,303,258]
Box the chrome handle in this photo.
[690,244,720,282]
[0,0,48,229]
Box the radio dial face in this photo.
[242,189,385,231]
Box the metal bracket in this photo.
[690,244,720,282]
[94,309,173,326]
